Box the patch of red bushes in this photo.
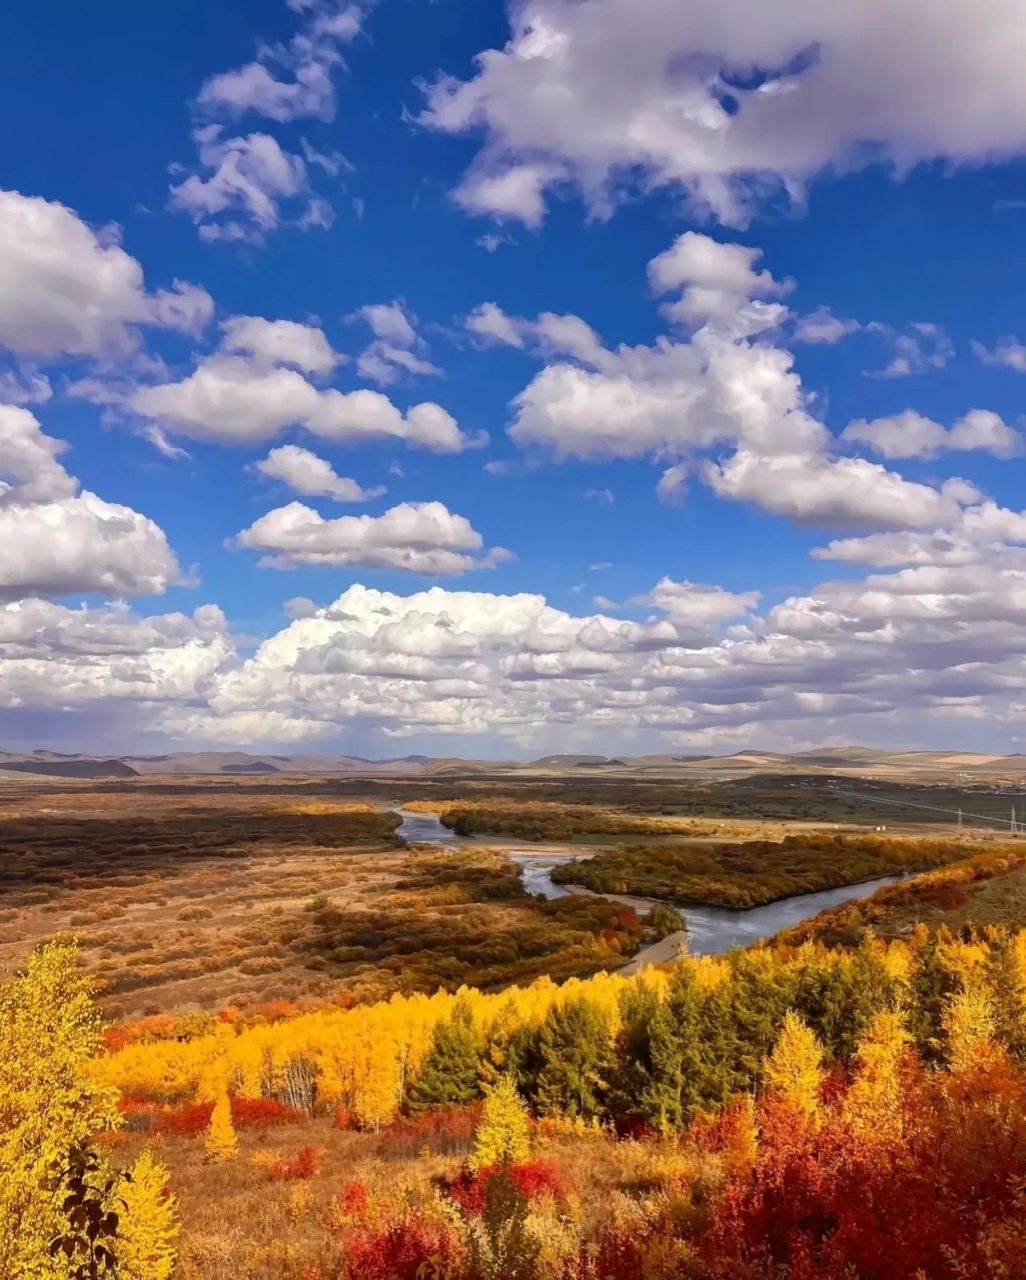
[270,1144,319,1181]
[447,1159,569,1214]
[117,1094,303,1135]
[341,1219,458,1280]
[335,1178,369,1220]
[377,1103,482,1156]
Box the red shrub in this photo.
[335,1105,358,1131]
[595,1227,648,1280]
[447,1159,569,1214]
[341,1218,458,1280]
[231,1096,303,1129]
[335,1179,369,1221]
[158,1101,215,1136]
[103,1027,130,1054]
[151,1095,302,1136]
[117,1096,162,1132]
[242,998,297,1026]
[271,1144,319,1181]
[378,1104,481,1156]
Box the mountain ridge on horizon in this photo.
[2,746,1026,780]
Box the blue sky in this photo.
[4,0,1026,757]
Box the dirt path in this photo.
[618,930,689,974]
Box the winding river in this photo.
[396,809,901,957]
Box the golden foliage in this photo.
[763,1011,824,1118]
[0,940,119,1280]
[204,1092,238,1162]
[843,1010,909,1143]
[945,981,999,1075]
[470,1075,532,1171]
[118,1148,180,1280]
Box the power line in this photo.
[830,785,1021,832]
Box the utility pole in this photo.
[957,808,963,833]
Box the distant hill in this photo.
[2,745,1026,781]
[0,758,138,779]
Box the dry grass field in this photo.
[104,1108,676,1280]
[6,770,1026,1021]
[0,779,653,1018]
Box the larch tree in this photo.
[117,1148,180,1280]
[944,981,999,1076]
[204,1091,238,1162]
[0,939,120,1280]
[843,1009,909,1144]
[763,1011,824,1120]
[985,931,1026,1060]
[469,1074,531,1171]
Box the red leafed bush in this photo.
[594,1228,648,1280]
[158,1101,215,1136]
[377,1103,481,1156]
[334,1105,358,1131]
[231,1096,303,1129]
[117,1096,162,1132]
[341,1218,459,1280]
[271,1144,319,1181]
[103,1027,130,1054]
[151,1095,303,1136]
[335,1178,369,1221]
[447,1159,569,1214]
[242,998,297,1026]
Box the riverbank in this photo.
[394,808,905,960]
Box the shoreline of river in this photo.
[394,808,902,959]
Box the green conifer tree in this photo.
[504,1019,546,1100]
[908,928,960,1065]
[536,996,613,1120]
[407,1007,481,1113]
[728,949,796,1092]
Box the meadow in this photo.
[0,783,653,1017]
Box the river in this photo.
[395,809,901,957]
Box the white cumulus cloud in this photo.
[131,322,474,451]
[0,407,181,601]
[353,301,441,385]
[0,189,212,359]
[842,408,1020,460]
[254,444,385,501]
[233,500,511,574]
[422,0,1026,228]
[220,315,339,374]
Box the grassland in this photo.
[0,781,654,1017]
[109,1105,688,1280]
[6,768,1026,1020]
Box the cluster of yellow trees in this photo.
[1,943,179,1280]
[6,927,1026,1279]
[90,927,1025,1131]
